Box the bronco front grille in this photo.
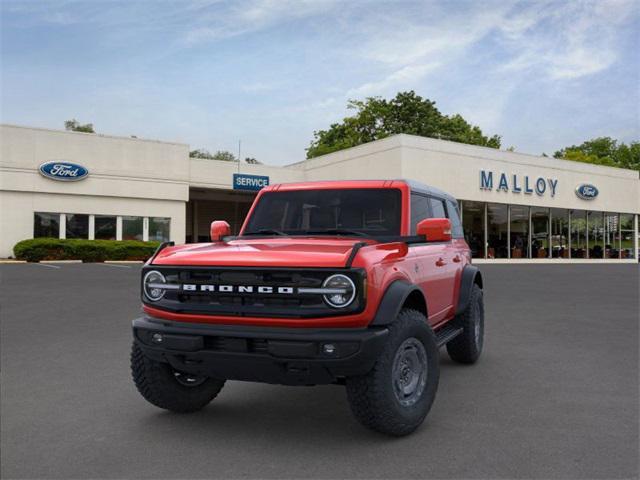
[142,266,365,319]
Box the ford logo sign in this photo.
[39,161,89,182]
[575,184,598,200]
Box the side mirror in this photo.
[210,220,231,242]
[417,218,452,242]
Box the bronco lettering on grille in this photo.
[182,284,295,294]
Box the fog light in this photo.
[152,333,163,344]
[323,343,336,355]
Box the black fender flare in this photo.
[370,280,426,326]
[455,265,483,316]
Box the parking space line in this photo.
[35,263,61,269]
[96,263,132,269]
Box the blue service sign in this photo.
[39,161,89,182]
[575,184,598,200]
[233,173,269,191]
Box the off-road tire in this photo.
[446,283,484,364]
[345,309,439,436]
[131,342,225,413]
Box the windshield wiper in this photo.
[304,229,369,237]
[243,229,288,236]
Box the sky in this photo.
[1,0,639,165]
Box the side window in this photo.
[410,193,430,234]
[429,197,447,219]
[446,200,464,238]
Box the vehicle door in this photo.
[409,193,449,324]
[427,196,459,320]
[444,199,467,313]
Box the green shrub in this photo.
[13,238,161,262]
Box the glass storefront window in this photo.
[571,210,587,258]
[122,216,143,241]
[95,215,117,240]
[509,205,529,259]
[551,209,570,259]
[531,207,550,259]
[588,211,604,258]
[620,214,635,259]
[65,214,89,239]
[603,213,619,259]
[149,217,170,242]
[487,203,508,259]
[461,201,485,259]
[34,212,60,238]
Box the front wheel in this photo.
[345,309,439,436]
[131,342,225,413]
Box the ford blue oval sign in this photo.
[575,184,598,200]
[39,161,89,182]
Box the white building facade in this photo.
[1,124,638,262]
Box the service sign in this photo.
[233,173,269,191]
[39,161,89,182]
[575,184,599,200]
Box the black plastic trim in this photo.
[455,265,483,315]
[370,280,426,326]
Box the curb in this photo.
[39,260,83,264]
[0,259,27,264]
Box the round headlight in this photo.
[322,274,356,308]
[143,270,166,302]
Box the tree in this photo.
[64,119,94,133]
[244,157,262,164]
[306,91,501,158]
[554,137,640,172]
[189,149,238,161]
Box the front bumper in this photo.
[132,316,388,386]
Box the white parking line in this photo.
[36,263,61,269]
[96,263,132,269]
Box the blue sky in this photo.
[2,0,639,165]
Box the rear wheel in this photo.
[345,309,439,436]
[131,342,225,413]
[447,283,484,364]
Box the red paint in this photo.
[148,180,470,328]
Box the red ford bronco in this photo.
[131,180,484,436]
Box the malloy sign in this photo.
[480,170,558,197]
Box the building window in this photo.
[34,212,60,238]
[620,214,635,259]
[65,214,89,239]
[487,203,508,259]
[509,205,529,259]
[551,209,570,259]
[588,211,604,258]
[531,207,550,259]
[603,213,619,259]
[95,215,117,240]
[570,210,587,258]
[462,201,485,259]
[149,217,170,242]
[122,216,144,241]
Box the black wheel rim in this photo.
[173,370,207,387]
[392,337,428,407]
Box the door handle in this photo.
[453,255,461,263]
[435,258,446,267]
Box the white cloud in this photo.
[347,63,440,97]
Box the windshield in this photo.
[243,188,402,237]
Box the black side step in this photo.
[435,325,463,348]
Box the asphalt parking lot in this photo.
[1,263,638,479]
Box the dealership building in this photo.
[1,123,638,262]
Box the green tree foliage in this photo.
[554,137,640,172]
[64,119,95,133]
[189,149,238,161]
[306,91,501,158]
[244,157,262,164]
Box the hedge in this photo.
[13,238,161,262]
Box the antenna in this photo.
[237,139,241,173]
